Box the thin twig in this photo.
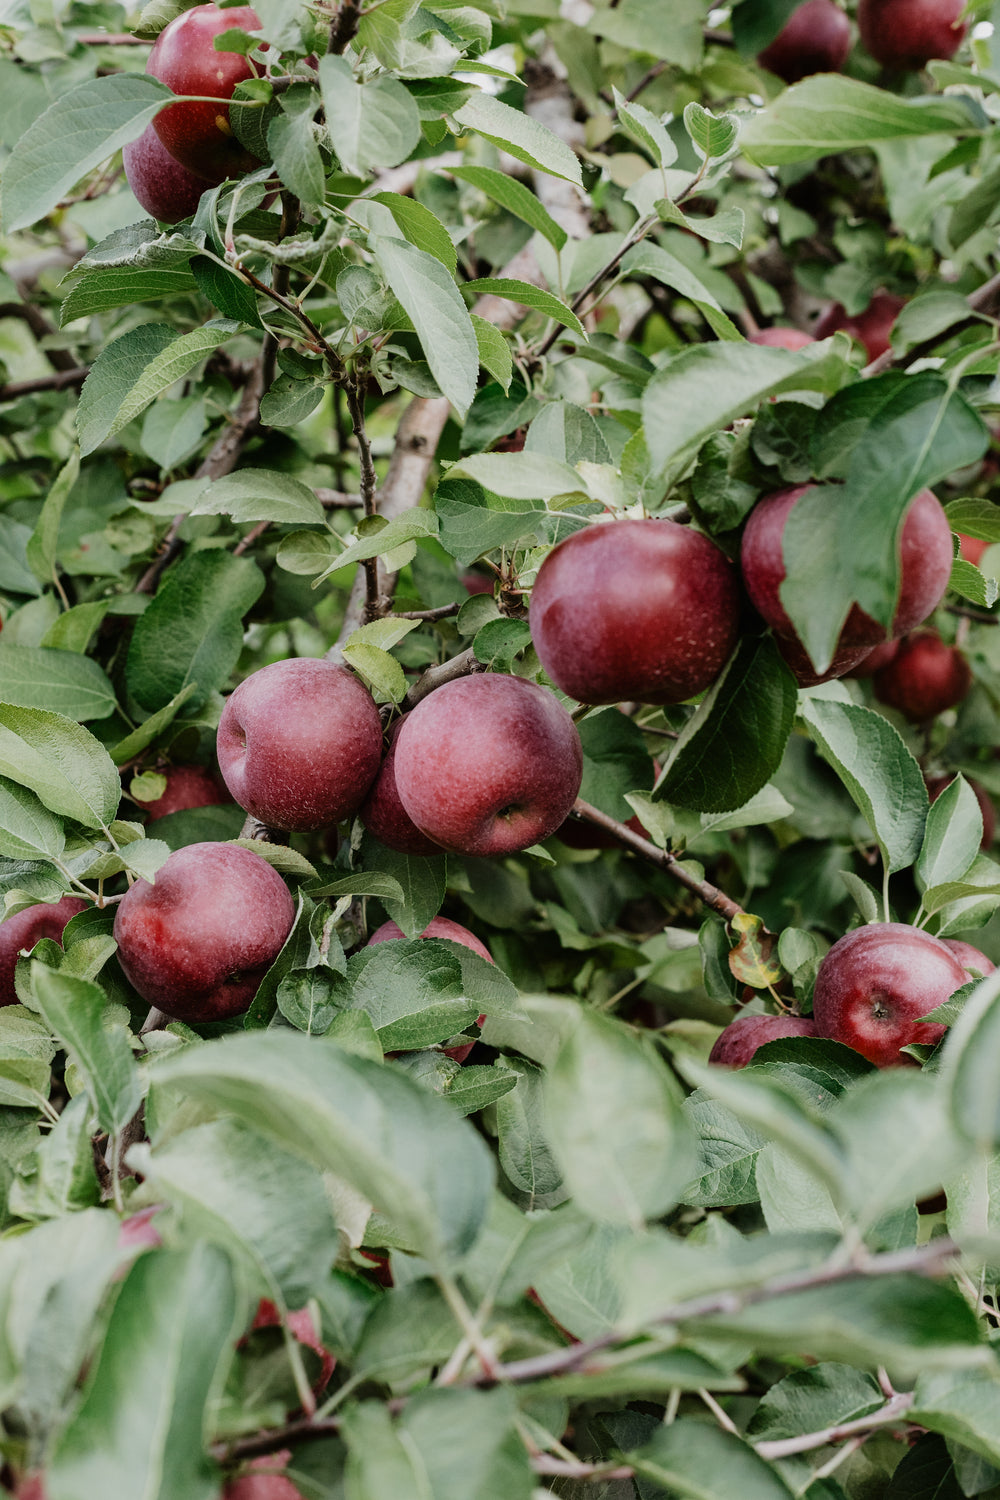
[0,367,89,402]
[344,376,384,621]
[328,0,363,54]
[401,646,485,708]
[531,1455,635,1480]
[316,488,362,508]
[754,1392,916,1461]
[393,603,461,622]
[233,519,271,557]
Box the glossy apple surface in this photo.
[873,630,972,722]
[942,938,995,976]
[360,717,442,856]
[858,0,965,69]
[925,773,995,848]
[0,896,88,1007]
[709,1013,817,1067]
[124,123,209,222]
[813,292,906,361]
[749,327,814,349]
[393,675,583,857]
[741,485,952,660]
[113,842,295,1022]
[811,921,965,1065]
[529,518,741,706]
[217,658,383,832]
[845,638,899,679]
[148,4,262,182]
[757,0,852,82]
[136,764,230,821]
[959,533,989,565]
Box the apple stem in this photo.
[328,0,364,54]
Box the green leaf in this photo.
[2,73,172,232]
[450,164,568,250]
[47,1245,239,1500]
[454,91,583,185]
[655,635,797,814]
[434,477,583,567]
[152,1030,494,1268]
[945,496,1000,541]
[341,643,406,703]
[31,966,143,1137]
[612,90,678,170]
[26,450,79,585]
[374,237,478,417]
[370,191,457,273]
[911,1369,1000,1466]
[798,697,927,874]
[358,837,447,937]
[587,0,703,68]
[77,323,230,457]
[61,263,199,322]
[546,1008,697,1226]
[746,1362,884,1441]
[0,645,116,722]
[495,1057,563,1199]
[191,468,327,527]
[126,550,265,713]
[0,778,66,863]
[320,54,420,175]
[622,243,741,339]
[41,601,111,656]
[741,74,986,166]
[684,102,739,160]
[341,1401,431,1498]
[9,1092,100,1221]
[0,706,120,830]
[450,451,583,500]
[471,315,512,392]
[189,257,263,329]
[344,940,518,1051]
[397,1387,535,1500]
[939,968,1000,1147]
[462,277,586,337]
[950,556,998,608]
[917,774,982,892]
[267,86,326,206]
[107,684,198,764]
[315,510,438,580]
[633,1418,795,1499]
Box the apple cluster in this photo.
[757,0,966,84]
[124,4,263,223]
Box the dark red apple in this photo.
[134,764,231,821]
[224,1460,305,1500]
[749,327,815,349]
[959,533,989,565]
[925,773,995,848]
[741,485,953,667]
[529,518,741,706]
[811,921,965,1066]
[148,3,262,182]
[858,0,965,69]
[873,629,972,722]
[113,841,295,1022]
[359,717,442,856]
[369,916,491,1060]
[124,123,210,222]
[251,1298,335,1391]
[757,0,852,82]
[845,638,900,679]
[942,938,995,976]
[777,636,875,686]
[217,658,383,832]
[813,292,906,362]
[0,896,88,1007]
[709,1012,817,1067]
[393,675,583,857]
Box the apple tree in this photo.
[4,0,1000,1495]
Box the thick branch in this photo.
[0,366,89,402]
[573,798,745,920]
[328,0,362,54]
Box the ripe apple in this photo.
[133,764,231,821]
[749,327,815,349]
[359,717,442,856]
[959,533,989,566]
[811,921,965,1065]
[0,896,88,1007]
[757,0,852,83]
[777,635,875,687]
[113,842,295,1022]
[392,674,583,857]
[148,3,263,182]
[873,629,972,722]
[858,0,966,70]
[251,1298,335,1391]
[709,1012,817,1067]
[845,638,900,679]
[217,658,383,832]
[528,519,741,706]
[224,1462,305,1500]
[925,773,995,848]
[123,123,210,223]
[812,292,906,362]
[741,485,953,671]
[942,938,995,976]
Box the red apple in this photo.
[858,0,966,69]
[0,896,88,1007]
[113,842,295,1022]
[148,4,263,182]
[369,916,491,1060]
[224,1460,305,1500]
[845,638,900,679]
[741,485,953,669]
[359,717,442,856]
[959,533,989,566]
[709,1012,817,1067]
[757,0,852,82]
[749,327,815,349]
[217,658,383,833]
[393,675,583,857]
[925,773,995,848]
[942,938,995,976]
[813,292,906,362]
[873,629,972,722]
[117,1205,165,1255]
[528,519,741,706]
[16,1477,46,1500]
[777,635,875,686]
[134,764,231,821]
[251,1298,335,1391]
[811,921,965,1066]
[124,123,210,222]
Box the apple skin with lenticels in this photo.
[858,0,966,70]
[0,896,89,1007]
[811,922,966,1066]
[360,716,443,857]
[528,519,741,706]
[392,674,583,858]
[113,842,295,1023]
[709,1012,817,1067]
[942,938,995,976]
[217,657,384,832]
[148,3,263,182]
[757,0,852,83]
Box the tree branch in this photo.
[0,367,89,402]
[401,647,485,708]
[0,302,82,373]
[328,0,363,54]
[753,1392,916,1461]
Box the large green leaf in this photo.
[320,54,420,174]
[0,706,120,830]
[191,468,327,527]
[633,1419,795,1499]
[454,91,583,184]
[0,645,116,721]
[78,323,230,457]
[373,236,478,416]
[31,967,143,1138]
